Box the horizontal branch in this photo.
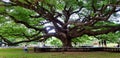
[0,35,13,45]
[9,33,56,45]
[84,26,120,36]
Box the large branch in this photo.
[0,33,55,45]
[63,5,72,24]
[0,35,13,45]
[84,25,120,36]
[9,33,56,45]
[2,0,64,31]
[69,25,120,38]
[71,6,83,14]
[91,0,97,13]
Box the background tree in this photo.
[45,37,62,47]
[96,32,120,47]
[72,35,94,47]
[0,0,120,47]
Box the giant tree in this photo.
[0,0,120,47]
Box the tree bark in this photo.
[62,37,72,48]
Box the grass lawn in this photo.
[0,48,120,58]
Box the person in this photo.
[101,40,107,47]
[117,44,119,47]
[117,42,120,47]
[24,45,29,53]
[98,41,101,47]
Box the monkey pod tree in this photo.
[0,0,120,47]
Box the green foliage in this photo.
[9,6,32,22]
[45,37,62,47]
[94,21,119,26]
[92,21,120,32]
[28,18,45,28]
[19,0,28,4]
[0,15,6,23]
[0,0,120,45]
[7,6,44,27]
[0,6,5,13]
[92,28,109,32]
[44,0,57,5]
[0,22,26,35]
[72,35,94,44]
[63,0,79,8]
[96,32,120,43]
[0,5,43,43]
[0,21,27,41]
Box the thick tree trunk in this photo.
[62,37,72,48]
[57,32,72,47]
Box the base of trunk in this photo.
[63,41,72,48]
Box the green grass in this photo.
[0,48,120,58]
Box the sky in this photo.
[109,12,120,24]
[117,11,120,14]
[2,0,10,2]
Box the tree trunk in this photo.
[58,32,72,47]
[62,37,72,48]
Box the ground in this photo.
[0,48,120,58]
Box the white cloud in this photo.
[117,11,120,14]
[2,0,10,2]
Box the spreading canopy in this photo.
[0,0,120,46]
